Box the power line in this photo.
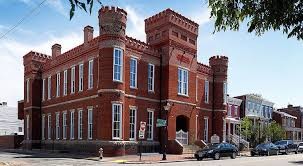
[0,0,48,40]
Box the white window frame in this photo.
[70,110,75,140]
[55,112,60,139]
[204,117,209,142]
[42,114,45,140]
[129,107,137,140]
[228,105,232,117]
[79,63,84,91]
[47,114,51,139]
[234,106,238,116]
[42,79,45,101]
[112,103,122,140]
[178,67,189,96]
[71,66,75,94]
[223,82,227,104]
[113,48,123,82]
[147,109,154,140]
[62,112,67,139]
[63,70,68,96]
[47,76,51,100]
[88,60,94,89]
[78,109,83,139]
[205,80,209,103]
[88,108,93,139]
[130,57,137,89]
[26,114,29,140]
[148,63,155,92]
[26,78,30,103]
[56,73,60,97]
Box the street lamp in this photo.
[162,102,171,161]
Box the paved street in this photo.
[1,151,303,166]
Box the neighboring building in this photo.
[225,96,242,143]
[236,94,274,126]
[273,110,301,142]
[18,6,229,156]
[0,102,23,135]
[277,105,303,142]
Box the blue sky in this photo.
[0,0,302,108]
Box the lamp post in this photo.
[162,102,171,161]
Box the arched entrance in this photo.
[176,115,189,145]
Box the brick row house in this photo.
[18,6,229,156]
[275,105,303,142]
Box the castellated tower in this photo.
[98,6,128,140]
[23,51,51,149]
[209,55,228,141]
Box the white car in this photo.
[298,142,303,153]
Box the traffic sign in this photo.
[156,119,167,127]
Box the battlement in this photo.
[23,51,51,65]
[99,6,127,17]
[197,62,212,74]
[209,55,228,66]
[125,36,157,56]
[145,8,198,35]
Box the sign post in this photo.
[138,121,146,161]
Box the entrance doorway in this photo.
[176,115,189,145]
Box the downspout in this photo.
[212,72,215,137]
[159,48,163,150]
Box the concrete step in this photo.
[183,145,200,154]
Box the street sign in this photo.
[211,134,220,144]
[139,121,146,139]
[156,119,167,127]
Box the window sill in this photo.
[130,86,137,90]
[113,79,123,83]
[148,90,155,94]
[112,138,123,141]
[177,93,189,98]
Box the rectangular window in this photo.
[178,67,188,96]
[129,107,137,140]
[71,67,75,94]
[234,106,238,116]
[228,105,232,117]
[55,113,60,139]
[26,114,29,140]
[88,108,93,139]
[79,63,83,91]
[147,110,154,140]
[205,80,209,103]
[48,76,51,100]
[112,103,122,139]
[88,60,94,89]
[223,82,227,104]
[148,63,155,92]
[47,114,51,139]
[113,48,123,82]
[42,114,45,140]
[62,112,67,139]
[204,117,209,142]
[42,79,45,101]
[130,58,137,88]
[26,79,29,103]
[63,70,67,95]
[70,111,74,139]
[78,110,83,139]
[56,73,60,97]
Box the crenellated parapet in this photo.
[125,36,158,57]
[197,62,212,75]
[23,51,52,75]
[209,55,228,66]
[145,8,198,35]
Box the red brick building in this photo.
[18,6,228,156]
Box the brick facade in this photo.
[18,6,228,156]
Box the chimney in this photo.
[84,25,94,45]
[52,44,61,57]
[2,102,7,106]
[288,104,293,108]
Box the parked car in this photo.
[274,140,298,154]
[251,143,279,156]
[194,143,238,161]
[297,142,303,153]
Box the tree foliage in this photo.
[241,117,252,140]
[209,0,303,40]
[68,0,102,20]
[267,121,285,142]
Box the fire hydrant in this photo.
[99,148,103,160]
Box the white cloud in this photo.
[46,0,68,18]
[190,8,211,26]
[125,6,146,41]
[0,31,82,107]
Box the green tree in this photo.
[209,0,303,40]
[68,0,102,20]
[267,121,285,142]
[240,117,252,141]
